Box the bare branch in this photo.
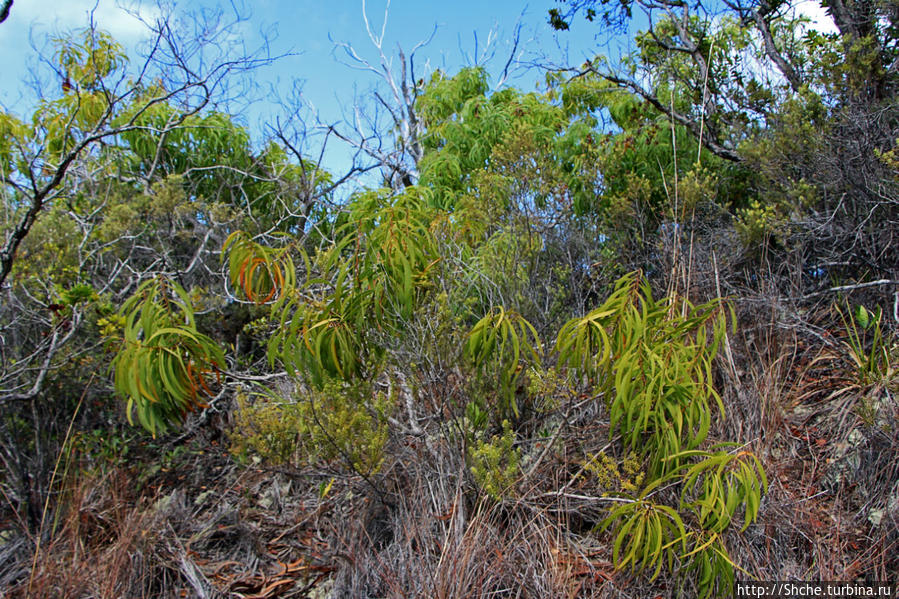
[802,279,899,299]
[580,66,743,162]
[1,310,82,404]
[325,3,439,189]
[0,0,12,24]
[0,8,273,291]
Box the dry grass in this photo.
[1,290,895,598]
[6,469,182,598]
[723,295,899,585]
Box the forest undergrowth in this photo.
[1,0,897,596]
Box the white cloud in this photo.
[0,1,162,109]
[793,0,838,34]
[11,0,161,42]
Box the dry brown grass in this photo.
[2,291,895,598]
[723,295,899,585]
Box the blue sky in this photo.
[0,0,607,178]
[0,1,601,124]
[0,0,833,178]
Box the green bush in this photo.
[230,381,391,474]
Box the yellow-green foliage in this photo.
[734,179,816,249]
[0,112,27,173]
[677,166,718,215]
[111,277,225,436]
[146,175,199,221]
[598,489,687,581]
[556,271,764,595]
[836,303,898,388]
[556,270,730,476]
[682,531,736,599]
[469,420,521,500]
[229,391,304,465]
[36,30,127,158]
[876,139,899,175]
[97,313,126,339]
[735,198,781,246]
[605,173,652,232]
[465,307,542,420]
[223,230,302,306]
[525,366,571,412]
[676,448,768,533]
[13,207,81,284]
[53,28,127,90]
[230,381,390,474]
[306,381,390,473]
[94,201,142,244]
[584,450,645,495]
[263,190,439,388]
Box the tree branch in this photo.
[802,279,899,299]
[748,9,802,92]
[592,69,743,162]
[0,0,12,24]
